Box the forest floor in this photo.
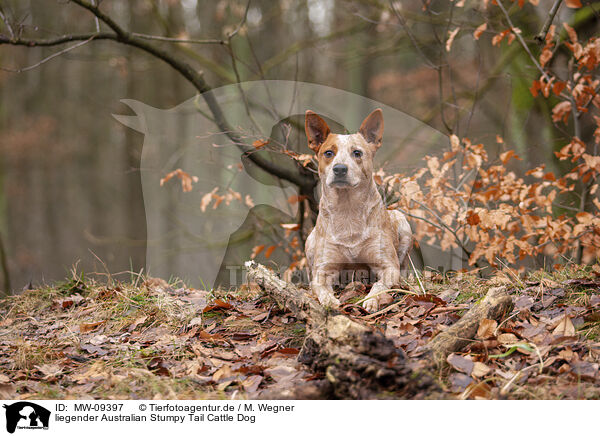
[0,264,599,400]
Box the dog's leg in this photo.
[311,268,340,308]
[398,231,413,278]
[362,263,400,313]
[400,253,411,277]
[388,209,413,278]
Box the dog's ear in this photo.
[359,109,384,151]
[305,110,331,153]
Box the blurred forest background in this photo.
[0,0,599,293]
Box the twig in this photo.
[131,32,225,45]
[0,4,15,39]
[227,0,251,39]
[429,305,469,315]
[401,198,473,259]
[536,0,563,43]
[226,0,260,133]
[496,0,550,82]
[90,0,100,32]
[388,0,436,69]
[88,249,113,287]
[0,36,95,72]
[0,32,115,46]
[566,59,588,265]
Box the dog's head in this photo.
[305,109,383,189]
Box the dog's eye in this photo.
[353,150,363,158]
[323,150,334,158]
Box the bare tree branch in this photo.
[130,32,226,45]
[1,36,95,72]
[0,32,114,46]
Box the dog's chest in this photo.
[328,224,382,261]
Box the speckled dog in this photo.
[304,109,412,313]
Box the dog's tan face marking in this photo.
[306,109,383,189]
[317,134,371,188]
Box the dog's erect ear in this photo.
[359,109,384,151]
[305,110,331,153]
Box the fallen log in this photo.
[245,261,439,399]
[245,262,514,398]
[427,286,513,367]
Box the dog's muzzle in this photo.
[331,164,350,186]
[332,164,348,177]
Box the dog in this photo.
[304,109,412,313]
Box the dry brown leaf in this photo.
[287,195,308,204]
[264,245,277,259]
[552,315,576,337]
[462,381,493,400]
[447,353,474,375]
[160,168,198,193]
[498,333,519,345]
[187,316,203,329]
[558,348,574,360]
[202,299,233,313]
[200,187,218,212]
[571,361,598,380]
[540,47,553,67]
[446,28,460,52]
[473,23,487,40]
[35,363,62,380]
[471,362,491,378]
[241,374,263,393]
[89,335,108,346]
[127,315,148,332]
[252,139,269,149]
[197,330,226,342]
[264,365,299,383]
[449,373,473,393]
[476,318,497,339]
[552,101,572,124]
[251,244,265,259]
[79,320,105,334]
[212,365,233,382]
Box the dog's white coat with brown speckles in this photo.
[304,109,412,312]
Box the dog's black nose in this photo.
[333,164,348,177]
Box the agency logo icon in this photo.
[2,402,50,433]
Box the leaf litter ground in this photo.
[1,265,600,399]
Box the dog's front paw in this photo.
[317,291,340,309]
[362,284,392,313]
[362,296,380,313]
